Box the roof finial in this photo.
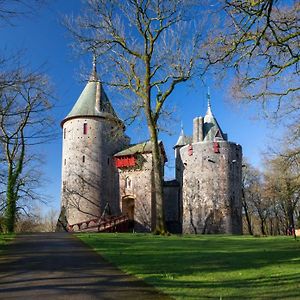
[174,121,186,148]
[180,121,184,135]
[90,52,98,81]
[206,86,212,115]
[207,86,211,108]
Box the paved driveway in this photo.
[0,233,171,299]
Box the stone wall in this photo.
[61,115,243,235]
[163,180,181,233]
[180,141,242,234]
[117,153,154,232]
[61,116,128,225]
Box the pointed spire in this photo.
[90,54,98,82]
[180,121,184,135]
[206,86,212,115]
[202,87,227,141]
[174,121,187,148]
[61,53,121,126]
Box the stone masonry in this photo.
[59,64,243,234]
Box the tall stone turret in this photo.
[60,60,129,226]
[180,90,242,234]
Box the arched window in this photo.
[125,177,132,189]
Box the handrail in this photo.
[68,214,129,232]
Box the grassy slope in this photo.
[77,234,300,300]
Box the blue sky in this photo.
[1,1,280,213]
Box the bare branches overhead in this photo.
[205,0,299,110]
[67,0,204,117]
[0,0,46,26]
[67,0,206,234]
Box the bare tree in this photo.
[206,0,299,104]
[0,0,46,26]
[241,161,273,235]
[67,0,205,234]
[41,208,58,232]
[204,0,300,159]
[0,62,54,233]
[264,153,300,232]
[0,0,54,233]
[241,161,260,235]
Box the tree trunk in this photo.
[150,131,166,234]
[5,164,16,233]
[146,109,166,234]
[242,189,253,235]
[144,58,167,235]
[260,218,266,235]
[287,202,295,229]
[4,133,25,233]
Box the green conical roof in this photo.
[62,65,120,126]
[66,80,118,118]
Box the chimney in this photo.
[198,117,204,141]
[193,117,199,143]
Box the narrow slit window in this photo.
[64,128,66,139]
[82,155,85,163]
[83,123,88,135]
[64,159,66,165]
[125,177,132,189]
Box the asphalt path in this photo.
[0,233,171,300]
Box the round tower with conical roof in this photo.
[176,90,243,234]
[60,62,129,226]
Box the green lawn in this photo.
[0,234,15,253]
[77,233,300,299]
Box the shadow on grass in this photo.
[78,234,300,299]
[154,274,300,299]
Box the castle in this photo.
[60,65,243,234]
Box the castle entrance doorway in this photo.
[122,196,135,231]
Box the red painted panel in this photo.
[188,144,193,156]
[213,142,220,153]
[114,156,136,168]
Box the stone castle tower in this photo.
[174,91,243,234]
[60,63,129,225]
[59,64,242,234]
